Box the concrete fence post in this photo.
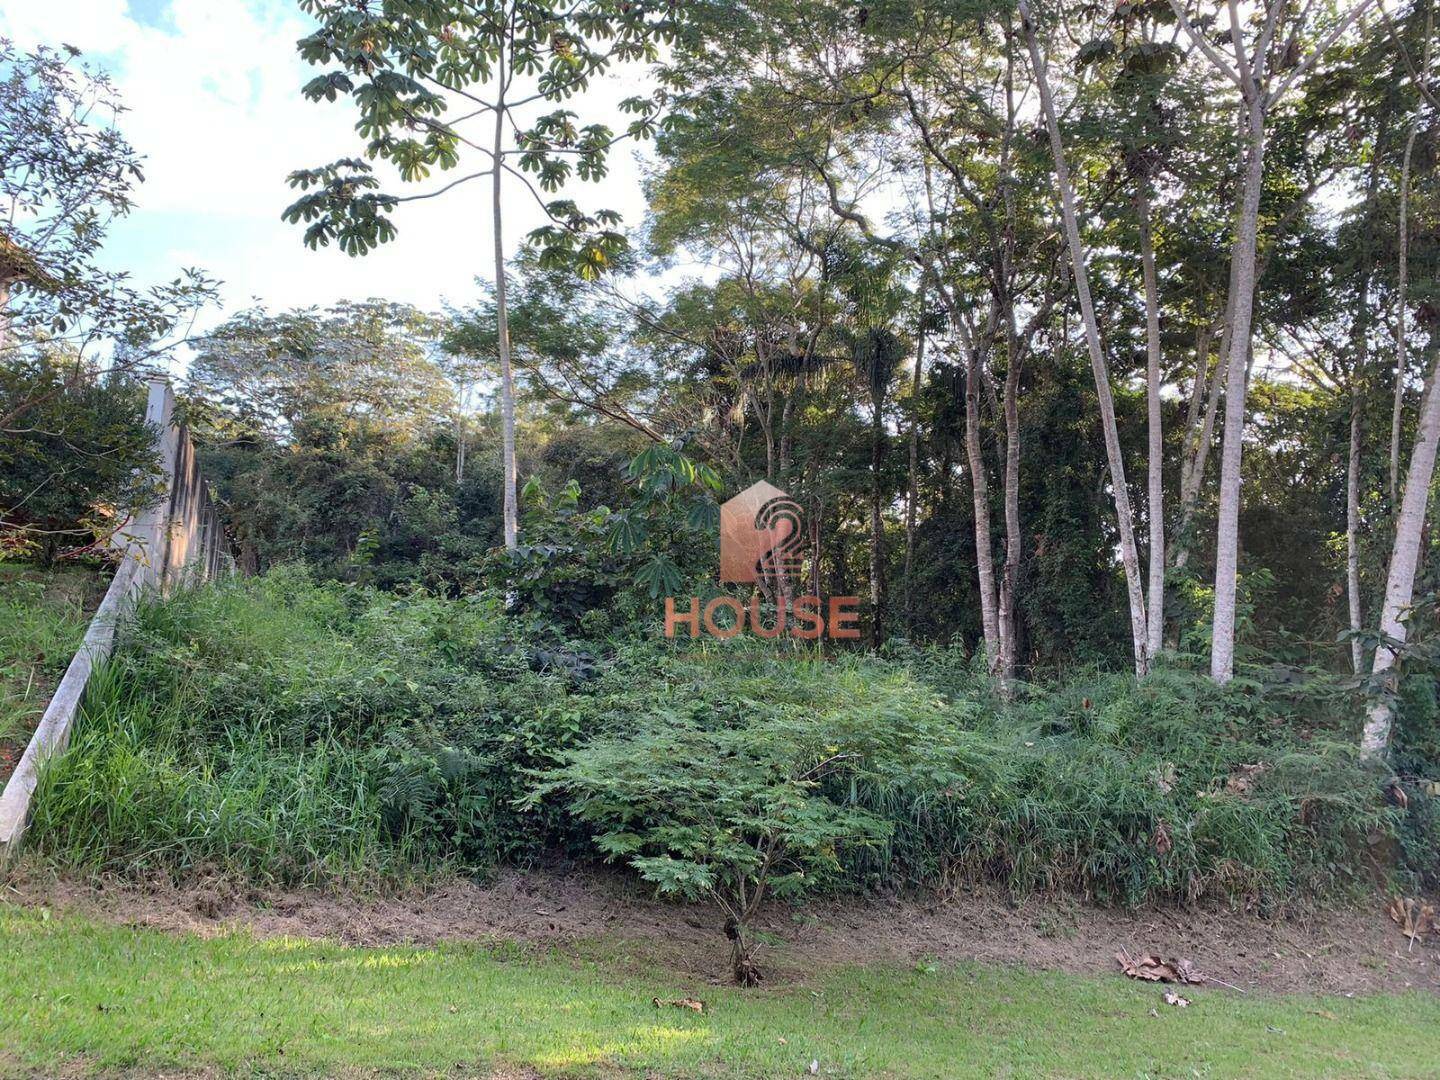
[0,377,232,856]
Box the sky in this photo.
[0,0,658,353]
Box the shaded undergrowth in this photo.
[25,567,1437,910]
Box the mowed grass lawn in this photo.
[3,907,1440,1078]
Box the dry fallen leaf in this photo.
[652,997,705,1013]
[1225,763,1269,796]
[1163,990,1191,1008]
[1387,897,1437,947]
[1153,819,1173,856]
[1116,949,1206,985]
[1153,763,1177,794]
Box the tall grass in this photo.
[24,567,1426,906]
[29,566,553,884]
[0,562,103,757]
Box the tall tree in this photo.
[1020,0,1151,676]
[1363,322,1440,759]
[1167,0,1376,682]
[1359,0,1440,759]
[284,0,677,549]
[1384,0,1438,501]
[0,39,212,431]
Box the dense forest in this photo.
[185,0,1440,706]
[4,0,1440,991]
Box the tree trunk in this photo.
[752,349,777,482]
[996,27,1023,684]
[998,313,1022,682]
[1362,336,1440,761]
[1176,327,1209,546]
[1022,3,1149,676]
[1209,92,1267,684]
[492,75,519,551]
[810,494,823,601]
[0,279,12,351]
[778,389,794,484]
[1392,128,1418,504]
[1137,181,1166,664]
[1172,320,1226,578]
[870,401,887,647]
[905,289,927,633]
[1347,395,1364,674]
[962,324,1002,673]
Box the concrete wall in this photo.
[0,379,232,855]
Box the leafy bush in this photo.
[531,696,890,984]
[0,361,161,563]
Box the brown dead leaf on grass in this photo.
[1163,990,1191,1008]
[1116,949,1205,985]
[652,997,705,1013]
[1225,763,1269,796]
[1387,897,1437,949]
[1153,819,1173,856]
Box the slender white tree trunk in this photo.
[1363,338,1440,760]
[1022,3,1149,675]
[997,39,1023,684]
[999,329,1022,682]
[1209,95,1266,683]
[1391,129,1418,504]
[905,288,927,632]
[1344,150,1384,674]
[1347,395,1364,674]
[962,328,1002,674]
[492,70,518,551]
[1138,182,1166,663]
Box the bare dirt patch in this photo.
[7,863,1437,997]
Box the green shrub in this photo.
[529,684,893,984]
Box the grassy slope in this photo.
[0,563,103,772]
[2,906,1437,1079]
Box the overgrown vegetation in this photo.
[6,0,1440,1023]
[0,562,102,776]
[29,571,1440,979]
[1,40,213,563]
